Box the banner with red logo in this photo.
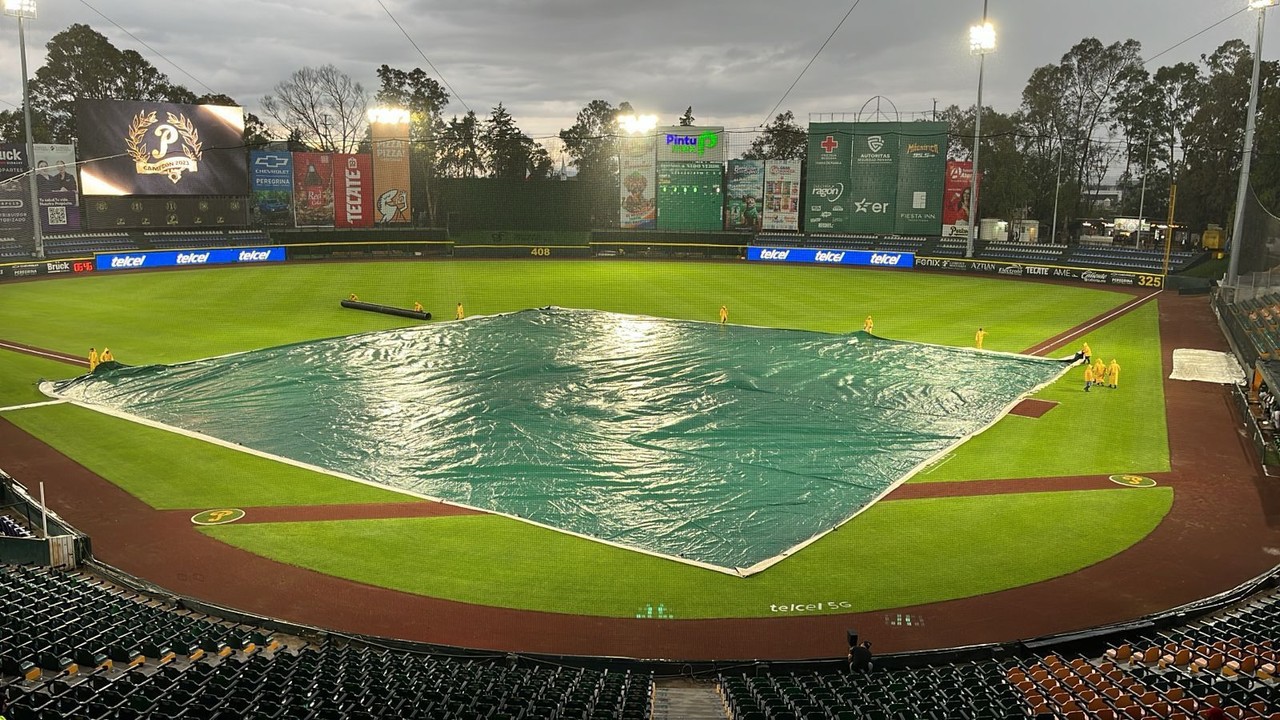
[334,153,374,228]
[804,123,853,232]
[943,160,974,238]
[293,152,334,228]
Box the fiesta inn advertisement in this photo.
[77,99,249,196]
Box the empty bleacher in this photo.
[144,229,271,250]
[931,236,969,258]
[41,232,137,258]
[719,660,1024,720]
[1228,293,1280,360]
[0,563,652,719]
[1066,244,1200,274]
[978,242,1070,265]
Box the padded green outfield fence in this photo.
[45,308,1072,575]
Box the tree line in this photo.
[2,24,1276,234]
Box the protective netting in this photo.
[43,308,1070,574]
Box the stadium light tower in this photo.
[966,2,996,259]
[4,0,43,259]
[1227,0,1276,288]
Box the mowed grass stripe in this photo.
[5,403,417,509]
[915,301,1169,482]
[202,487,1172,619]
[0,349,79,407]
[0,261,1129,362]
[0,262,1154,509]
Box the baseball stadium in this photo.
[3,17,1280,720]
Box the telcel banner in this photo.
[746,246,915,268]
[95,246,285,271]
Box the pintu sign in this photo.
[747,246,915,269]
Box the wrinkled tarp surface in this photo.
[44,308,1070,574]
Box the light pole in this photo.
[1136,131,1152,248]
[4,0,42,260]
[1051,139,1064,245]
[1227,0,1275,287]
[967,2,996,258]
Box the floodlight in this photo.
[969,22,996,55]
[367,107,410,125]
[2,0,36,18]
[618,114,658,135]
[1250,0,1276,9]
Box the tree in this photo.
[483,103,543,180]
[1179,40,1280,233]
[678,107,695,126]
[559,99,632,223]
[437,111,485,178]
[940,104,1028,224]
[261,65,368,153]
[0,24,192,143]
[742,111,805,160]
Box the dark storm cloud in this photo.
[0,0,1272,140]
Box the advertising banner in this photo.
[85,196,249,230]
[32,144,81,233]
[249,151,294,227]
[619,135,656,229]
[0,257,95,280]
[293,152,335,228]
[847,123,899,234]
[914,255,1164,288]
[725,160,765,231]
[805,122,853,232]
[334,153,374,228]
[370,120,412,224]
[763,160,801,231]
[95,246,286,271]
[942,161,974,238]
[894,123,946,235]
[0,144,31,235]
[76,100,248,196]
[656,161,723,231]
[747,246,914,268]
[655,126,725,164]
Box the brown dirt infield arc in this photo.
[3,291,1280,661]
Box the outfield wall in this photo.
[0,240,1164,289]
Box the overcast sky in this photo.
[0,0,1271,155]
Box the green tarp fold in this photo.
[44,308,1070,574]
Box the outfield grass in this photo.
[203,487,1172,618]
[0,261,1177,614]
[916,301,1169,482]
[0,350,78,407]
[0,261,1128,363]
[6,403,416,508]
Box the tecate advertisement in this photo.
[746,246,915,268]
[95,247,285,271]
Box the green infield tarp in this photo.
[43,308,1071,575]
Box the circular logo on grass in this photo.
[1109,474,1157,488]
[191,508,245,525]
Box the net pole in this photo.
[1163,183,1177,276]
[1227,6,1268,287]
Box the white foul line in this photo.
[0,340,85,365]
[0,399,68,413]
[1030,290,1162,357]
